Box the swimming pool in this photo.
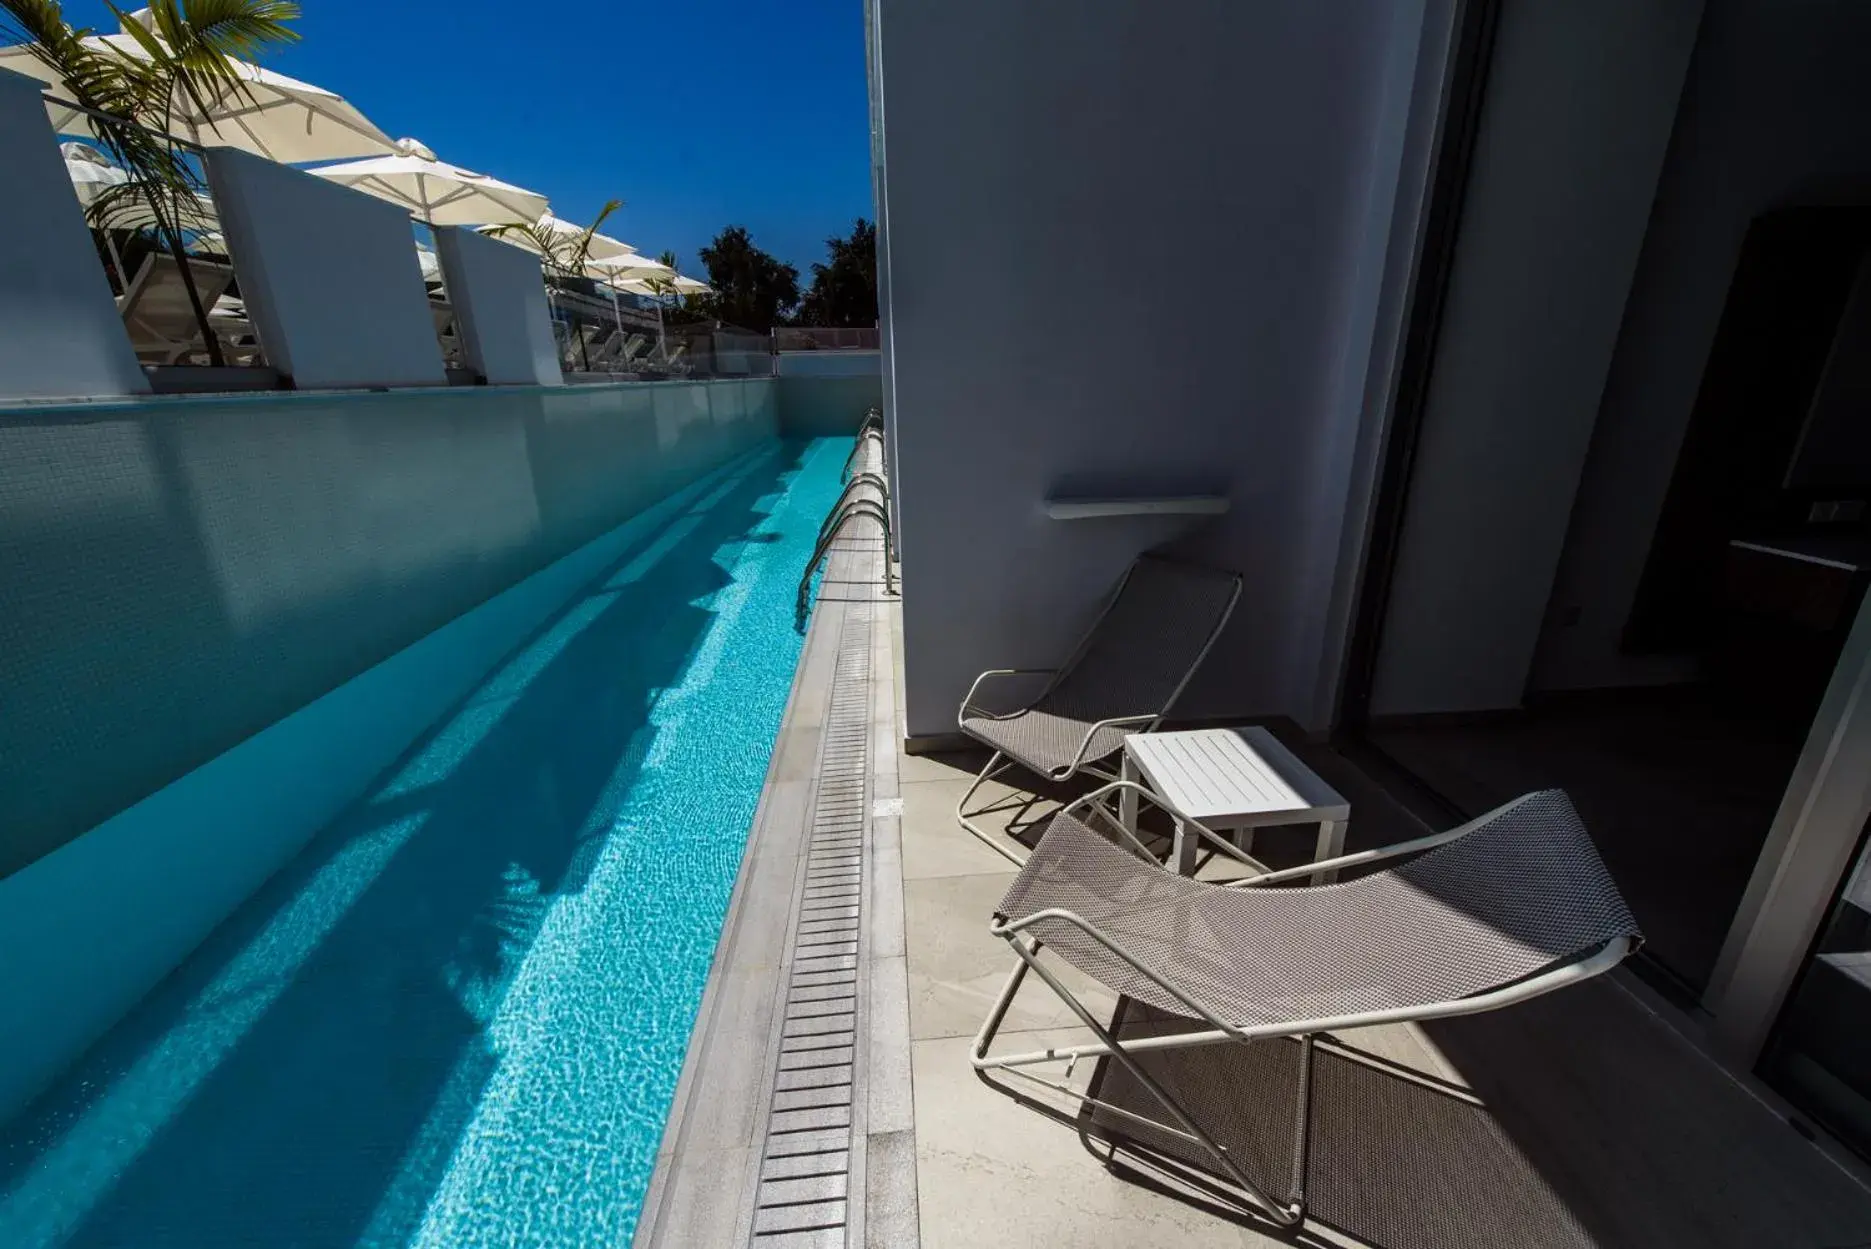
[0,437,851,1247]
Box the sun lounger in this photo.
[972,784,1641,1226]
[956,554,1242,863]
[117,253,236,365]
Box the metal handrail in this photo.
[798,414,896,629]
[815,474,889,547]
[796,500,896,630]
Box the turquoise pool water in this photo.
[0,438,851,1247]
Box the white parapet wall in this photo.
[205,146,447,389]
[0,377,780,1122]
[776,349,881,378]
[0,68,150,401]
[432,225,563,386]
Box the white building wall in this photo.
[776,350,880,378]
[874,0,1432,737]
[0,68,149,401]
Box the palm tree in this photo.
[486,199,623,287]
[640,249,685,360]
[0,0,301,364]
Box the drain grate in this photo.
[751,600,873,1245]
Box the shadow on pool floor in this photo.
[0,441,829,1249]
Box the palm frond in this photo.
[162,0,299,60]
[567,198,622,270]
[485,220,579,282]
[1,0,129,115]
[104,0,298,140]
[585,198,622,236]
[0,0,81,52]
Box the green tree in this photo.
[1,0,301,363]
[797,218,877,327]
[696,225,799,331]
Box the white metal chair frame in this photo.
[117,253,237,365]
[954,561,1243,865]
[970,781,1637,1227]
[583,328,626,370]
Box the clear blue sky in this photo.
[54,0,875,277]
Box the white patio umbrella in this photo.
[61,141,128,207]
[87,184,218,233]
[584,254,676,353]
[597,265,708,363]
[484,213,636,262]
[585,251,675,283]
[306,138,548,226]
[60,138,216,234]
[60,141,136,286]
[602,273,709,298]
[1,10,393,162]
[544,213,635,261]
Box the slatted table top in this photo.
[1124,726,1349,826]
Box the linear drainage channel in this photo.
[633,521,908,1249]
[751,602,874,1245]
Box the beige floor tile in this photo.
[1327,1021,1473,1091]
[913,1032,1260,1249]
[904,872,1116,1040]
[899,778,1040,880]
[896,749,988,785]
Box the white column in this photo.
[431,226,562,386]
[203,146,446,390]
[0,67,149,400]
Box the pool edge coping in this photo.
[635,525,916,1247]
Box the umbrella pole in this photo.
[657,298,667,362]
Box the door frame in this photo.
[1708,590,1871,1062]
[1334,0,1871,1066]
[1333,0,1503,734]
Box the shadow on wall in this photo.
[0,381,776,881]
[0,443,811,1249]
[776,374,881,437]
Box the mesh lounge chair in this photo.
[971,783,1641,1227]
[430,302,464,369]
[616,333,651,369]
[583,328,625,369]
[955,555,1243,863]
[117,253,236,365]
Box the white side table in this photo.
[1120,726,1350,882]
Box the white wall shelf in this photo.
[1043,496,1231,521]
